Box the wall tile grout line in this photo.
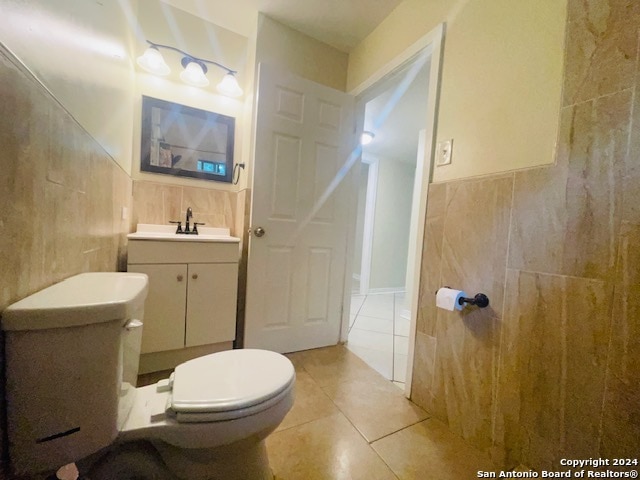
[492,172,516,452]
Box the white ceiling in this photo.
[161,0,403,52]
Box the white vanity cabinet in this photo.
[127,231,240,372]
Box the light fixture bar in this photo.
[144,40,236,75]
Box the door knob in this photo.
[177,275,184,282]
[192,274,198,280]
[253,226,266,237]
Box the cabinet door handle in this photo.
[192,274,198,280]
[177,275,184,282]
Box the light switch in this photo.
[436,139,453,166]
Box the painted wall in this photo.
[0,43,134,475]
[348,0,567,182]
[411,0,640,470]
[132,0,249,194]
[255,15,349,92]
[369,158,414,291]
[0,0,137,174]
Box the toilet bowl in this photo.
[1,273,295,480]
[96,349,295,480]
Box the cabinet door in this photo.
[185,263,238,347]
[129,264,187,353]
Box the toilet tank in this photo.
[1,272,148,476]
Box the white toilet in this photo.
[1,272,295,479]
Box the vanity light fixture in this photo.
[361,131,375,146]
[136,40,243,97]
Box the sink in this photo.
[127,224,240,243]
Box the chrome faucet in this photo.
[185,207,193,233]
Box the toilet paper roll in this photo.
[436,287,467,311]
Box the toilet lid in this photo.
[170,349,295,414]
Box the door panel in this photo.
[245,64,355,352]
[271,134,301,220]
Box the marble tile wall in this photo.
[0,44,133,474]
[411,0,640,471]
[0,45,133,310]
[132,180,237,234]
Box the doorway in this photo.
[341,25,445,396]
[347,54,431,388]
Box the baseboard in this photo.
[367,287,405,294]
[352,273,361,281]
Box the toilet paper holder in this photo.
[436,287,490,309]
[459,293,489,308]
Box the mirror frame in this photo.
[140,96,235,183]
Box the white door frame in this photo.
[358,154,379,295]
[340,24,445,398]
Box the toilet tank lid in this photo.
[1,273,149,331]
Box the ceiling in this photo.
[363,58,431,163]
[161,0,403,52]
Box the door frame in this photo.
[358,153,379,295]
[340,24,445,397]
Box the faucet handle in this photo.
[193,222,205,235]
[169,221,183,234]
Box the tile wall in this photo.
[0,45,133,311]
[0,43,134,476]
[131,180,238,233]
[411,0,640,470]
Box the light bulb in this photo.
[136,46,170,76]
[180,61,209,88]
[361,131,375,145]
[217,72,243,97]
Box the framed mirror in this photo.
[140,96,235,182]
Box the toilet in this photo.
[1,272,295,480]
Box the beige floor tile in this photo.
[268,413,398,480]
[296,345,382,387]
[322,376,428,442]
[285,351,307,372]
[276,370,339,432]
[372,418,495,480]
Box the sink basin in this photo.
[127,224,240,243]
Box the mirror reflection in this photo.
[140,96,235,182]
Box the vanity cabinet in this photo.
[127,240,239,356]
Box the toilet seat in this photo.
[167,349,295,423]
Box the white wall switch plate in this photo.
[121,206,128,220]
[436,139,453,166]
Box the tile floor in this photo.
[268,345,496,479]
[348,292,409,387]
[136,346,498,478]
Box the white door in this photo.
[245,64,355,353]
